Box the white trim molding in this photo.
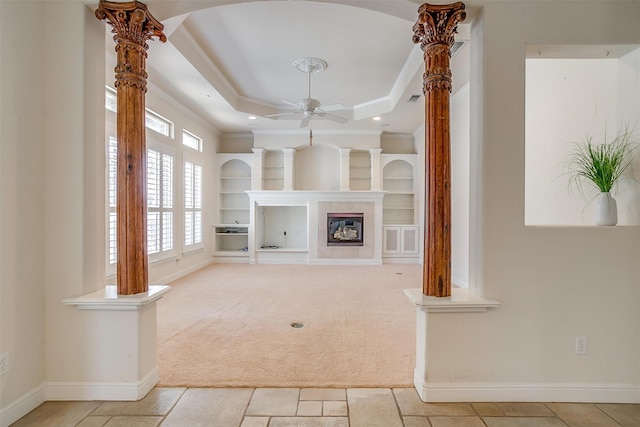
[0,383,45,427]
[404,287,500,313]
[413,374,640,403]
[45,367,159,402]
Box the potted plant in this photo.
[566,127,637,226]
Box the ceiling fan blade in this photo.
[322,113,348,124]
[282,100,300,108]
[300,116,311,128]
[265,111,302,119]
[320,103,347,112]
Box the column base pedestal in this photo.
[61,285,171,400]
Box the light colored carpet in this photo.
[156,263,418,388]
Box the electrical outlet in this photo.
[576,336,587,355]
[0,352,9,375]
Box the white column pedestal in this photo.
[59,285,171,401]
[404,288,499,402]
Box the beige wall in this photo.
[0,0,47,408]
[425,1,640,398]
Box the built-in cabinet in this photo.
[215,149,419,264]
[383,225,419,255]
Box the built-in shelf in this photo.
[350,151,371,191]
[263,150,284,191]
[383,159,415,225]
[214,224,249,256]
[217,158,251,257]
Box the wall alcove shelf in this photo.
[215,157,252,257]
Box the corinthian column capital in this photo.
[96,0,166,47]
[96,0,166,91]
[412,2,466,48]
[412,2,466,93]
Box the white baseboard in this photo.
[309,258,382,265]
[382,257,420,264]
[414,372,640,403]
[154,259,213,284]
[0,383,45,427]
[254,258,309,265]
[212,257,250,264]
[45,367,159,402]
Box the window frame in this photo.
[182,129,203,152]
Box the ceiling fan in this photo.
[266,57,349,128]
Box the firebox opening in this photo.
[327,213,364,246]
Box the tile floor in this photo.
[10,386,640,426]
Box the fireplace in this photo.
[327,213,364,246]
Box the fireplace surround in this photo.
[246,191,383,264]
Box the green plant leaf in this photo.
[565,126,637,197]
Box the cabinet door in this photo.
[383,226,400,254]
[401,226,419,254]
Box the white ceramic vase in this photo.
[594,192,618,226]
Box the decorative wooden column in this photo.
[413,2,466,297]
[96,1,166,295]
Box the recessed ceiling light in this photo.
[373,116,382,121]
[248,116,257,120]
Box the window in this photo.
[184,160,203,248]
[145,109,173,137]
[105,87,117,113]
[106,89,173,138]
[147,146,174,259]
[107,138,175,265]
[183,130,203,152]
[107,135,118,265]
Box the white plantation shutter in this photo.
[108,136,118,265]
[147,147,174,258]
[108,139,175,264]
[184,160,203,248]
